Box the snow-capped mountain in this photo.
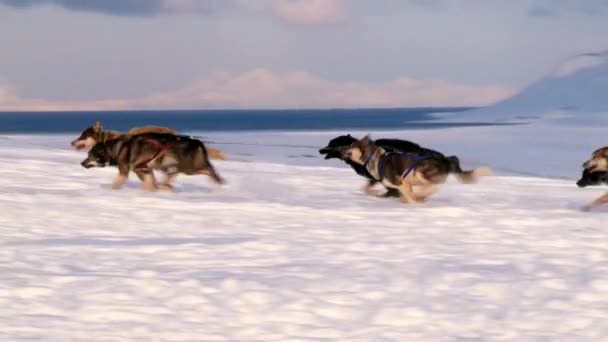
[440,51,608,123]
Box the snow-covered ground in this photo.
[1,123,607,341]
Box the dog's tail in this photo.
[447,155,492,184]
[207,147,227,160]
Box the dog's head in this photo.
[71,121,102,151]
[80,142,112,169]
[343,135,375,164]
[582,146,608,172]
[577,167,608,188]
[319,135,357,160]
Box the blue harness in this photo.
[399,153,428,179]
[365,150,428,181]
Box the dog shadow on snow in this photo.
[98,181,216,194]
[352,192,456,210]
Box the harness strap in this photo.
[363,149,378,169]
[145,139,176,152]
[134,139,177,170]
[377,154,385,179]
[400,153,427,179]
[365,149,428,181]
[363,149,383,181]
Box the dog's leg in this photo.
[363,179,382,196]
[199,166,224,185]
[582,192,608,211]
[382,188,401,198]
[133,164,157,192]
[414,184,438,202]
[159,166,178,191]
[134,171,145,182]
[398,181,421,205]
[140,172,158,192]
[112,167,129,190]
[112,174,128,190]
[159,173,177,191]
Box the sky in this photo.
[0,0,607,111]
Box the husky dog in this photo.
[577,168,608,188]
[579,147,608,211]
[583,147,608,172]
[71,121,226,160]
[342,135,491,204]
[81,133,224,192]
[319,134,448,197]
[319,135,426,161]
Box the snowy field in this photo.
[1,122,608,341]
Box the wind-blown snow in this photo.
[1,128,606,341]
[435,51,608,123]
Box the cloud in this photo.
[272,0,346,25]
[0,69,513,111]
[0,0,227,16]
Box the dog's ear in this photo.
[360,135,372,145]
[93,121,101,132]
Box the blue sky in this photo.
[0,0,607,110]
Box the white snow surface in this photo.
[1,126,607,341]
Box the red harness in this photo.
[145,139,177,152]
[135,139,177,169]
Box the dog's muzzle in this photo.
[319,146,346,160]
[72,140,86,150]
[81,158,99,169]
[81,160,94,169]
[319,147,336,158]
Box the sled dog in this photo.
[71,121,226,160]
[319,134,453,197]
[579,147,608,211]
[342,135,491,204]
[81,133,224,192]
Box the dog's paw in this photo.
[363,187,381,196]
[142,185,158,192]
[399,197,422,205]
[414,196,428,203]
[159,184,175,191]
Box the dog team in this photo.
[71,121,608,211]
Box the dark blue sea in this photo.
[0,107,493,134]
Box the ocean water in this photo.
[0,108,497,134]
